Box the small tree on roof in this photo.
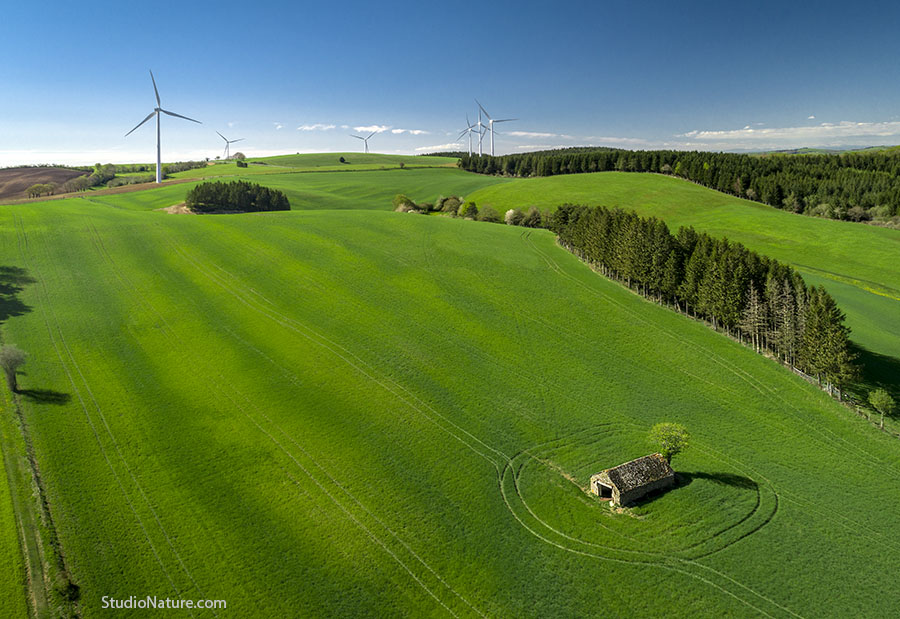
[649,422,690,464]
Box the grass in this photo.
[73,166,510,213]
[169,153,459,179]
[0,397,28,619]
[0,191,899,616]
[468,172,900,394]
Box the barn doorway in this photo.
[596,482,613,500]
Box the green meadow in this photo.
[0,158,899,616]
[468,172,900,391]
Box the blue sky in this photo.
[2,0,899,165]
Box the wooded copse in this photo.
[185,180,290,212]
[459,148,900,226]
[548,204,858,395]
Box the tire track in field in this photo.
[12,217,197,613]
[162,233,799,616]
[165,236,508,469]
[524,233,900,478]
[500,428,798,619]
[86,227,487,617]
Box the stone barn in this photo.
[589,453,675,507]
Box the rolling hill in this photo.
[0,162,899,615]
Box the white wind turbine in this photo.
[350,131,377,153]
[125,70,201,183]
[476,100,516,156]
[216,131,244,160]
[457,114,478,155]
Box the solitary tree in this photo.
[649,422,690,464]
[0,345,27,392]
[869,388,896,430]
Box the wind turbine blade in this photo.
[351,135,364,140]
[495,118,518,123]
[216,131,227,142]
[367,131,377,139]
[230,138,245,143]
[160,109,201,124]
[475,99,490,119]
[125,110,157,137]
[149,70,161,106]
[458,130,469,140]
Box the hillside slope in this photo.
[468,172,900,374]
[0,201,898,616]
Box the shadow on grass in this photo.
[18,389,71,406]
[852,343,900,402]
[0,265,35,323]
[630,471,757,507]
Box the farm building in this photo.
[590,453,675,507]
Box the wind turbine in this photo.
[457,114,478,155]
[350,131,377,153]
[125,70,201,183]
[216,131,244,160]
[476,100,517,156]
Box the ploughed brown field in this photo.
[0,167,85,200]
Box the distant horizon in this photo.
[2,142,897,170]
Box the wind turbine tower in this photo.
[125,70,202,183]
[476,100,517,156]
[350,131,377,153]
[217,131,244,160]
[457,115,478,155]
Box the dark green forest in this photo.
[185,180,290,213]
[460,148,900,224]
[547,205,858,396]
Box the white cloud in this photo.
[583,136,649,145]
[227,122,235,128]
[508,131,557,138]
[808,115,816,120]
[353,124,390,134]
[679,119,900,142]
[392,128,430,135]
[297,123,336,131]
[274,123,284,130]
[340,124,350,129]
[415,142,461,152]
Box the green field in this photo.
[468,172,900,387]
[1,156,900,616]
[74,167,507,214]
[168,153,459,180]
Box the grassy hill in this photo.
[170,153,459,179]
[1,182,900,615]
[467,172,900,395]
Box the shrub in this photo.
[477,206,501,223]
[392,194,416,210]
[458,201,478,219]
[441,196,461,214]
[339,156,346,163]
[185,180,290,213]
[0,345,26,392]
[505,208,524,226]
[521,206,544,228]
[236,160,248,168]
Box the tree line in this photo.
[547,204,858,396]
[458,148,900,226]
[185,180,290,212]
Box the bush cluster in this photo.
[185,181,290,213]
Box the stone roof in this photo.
[603,453,674,493]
